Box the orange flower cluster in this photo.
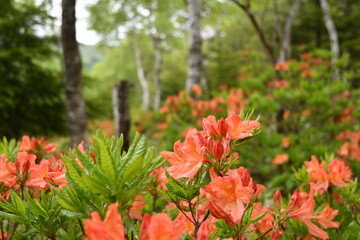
[161,111,260,179]
[205,167,266,224]
[85,203,185,240]
[267,80,290,88]
[272,183,340,240]
[336,130,360,161]
[304,156,353,194]
[0,152,66,199]
[19,136,55,161]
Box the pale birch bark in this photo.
[61,0,87,147]
[133,31,150,111]
[278,0,301,63]
[319,0,340,77]
[152,37,162,110]
[186,0,203,93]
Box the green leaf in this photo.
[164,171,188,200]
[95,136,116,183]
[11,190,26,217]
[60,210,88,219]
[250,209,267,224]
[0,211,29,224]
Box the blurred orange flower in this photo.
[85,203,125,240]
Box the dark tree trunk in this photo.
[185,0,203,93]
[61,0,87,147]
[112,80,131,152]
[230,0,277,66]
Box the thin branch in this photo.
[229,0,276,65]
[255,227,273,240]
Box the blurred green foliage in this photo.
[0,0,66,138]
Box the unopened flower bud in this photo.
[273,190,282,210]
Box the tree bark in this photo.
[185,0,203,93]
[112,80,131,152]
[133,31,150,111]
[152,37,162,110]
[278,0,302,63]
[319,0,340,77]
[61,0,87,147]
[230,0,277,66]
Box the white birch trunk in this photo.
[152,37,162,110]
[319,0,340,77]
[278,0,301,63]
[133,32,150,111]
[186,0,203,93]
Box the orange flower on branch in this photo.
[225,111,260,140]
[272,154,289,165]
[161,129,206,179]
[204,167,265,223]
[84,203,125,240]
[139,213,185,240]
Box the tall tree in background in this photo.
[61,0,87,147]
[319,0,339,77]
[186,0,203,93]
[276,0,302,63]
[230,0,276,65]
[132,29,150,111]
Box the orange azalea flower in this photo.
[19,136,55,155]
[161,129,205,179]
[0,154,16,188]
[327,158,352,187]
[225,111,260,140]
[282,136,290,148]
[129,196,146,220]
[202,116,227,138]
[275,62,289,71]
[139,213,185,240]
[289,183,339,240]
[26,160,50,189]
[191,84,203,96]
[84,203,125,240]
[267,80,290,88]
[304,156,329,194]
[316,203,340,229]
[272,154,289,165]
[289,184,329,239]
[205,167,265,223]
[283,110,291,119]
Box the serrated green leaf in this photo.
[60,209,87,219]
[165,171,188,200]
[0,211,29,224]
[75,148,95,172]
[25,194,49,218]
[10,190,26,217]
[95,136,116,183]
[61,154,85,188]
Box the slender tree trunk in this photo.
[133,31,150,111]
[278,0,302,63]
[61,0,87,147]
[319,0,340,77]
[273,0,282,43]
[186,0,203,93]
[112,80,131,152]
[152,37,162,110]
[230,0,276,65]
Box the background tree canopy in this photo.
[0,0,66,138]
